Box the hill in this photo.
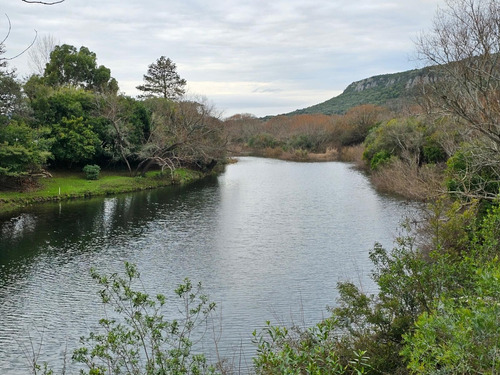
[288,67,430,115]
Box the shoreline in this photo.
[0,168,213,216]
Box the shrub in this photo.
[369,150,392,170]
[402,261,500,374]
[446,143,500,200]
[82,164,101,180]
[253,319,370,374]
[422,138,447,164]
[72,263,219,375]
[288,134,314,151]
[248,133,279,149]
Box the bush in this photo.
[29,263,220,375]
[82,164,101,180]
[402,261,500,374]
[288,134,314,151]
[446,143,500,200]
[253,319,370,374]
[369,150,392,170]
[248,133,280,149]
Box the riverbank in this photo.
[0,168,210,215]
[229,144,365,163]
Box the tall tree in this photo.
[136,56,186,100]
[43,44,118,93]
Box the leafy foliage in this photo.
[82,164,101,180]
[247,133,280,149]
[401,203,500,374]
[402,263,500,374]
[446,141,500,200]
[50,116,100,166]
[71,262,219,375]
[363,117,447,170]
[253,319,370,375]
[0,120,52,183]
[43,44,118,93]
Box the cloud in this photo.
[2,0,444,117]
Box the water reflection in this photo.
[0,158,417,374]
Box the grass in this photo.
[0,168,206,215]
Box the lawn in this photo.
[0,168,205,214]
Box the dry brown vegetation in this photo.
[370,159,445,201]
[223,104,389,162]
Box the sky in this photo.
[2,0,444,118]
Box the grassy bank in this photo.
[0,168,207,215]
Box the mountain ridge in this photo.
[287,66,431,116]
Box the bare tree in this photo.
[136,97,226,176]
[416,0,500,146]
[416,0,500,199]
[28,34,57,75]
[0,14,37,66]
[96,94,135,175]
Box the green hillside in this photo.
[289,67,430,115]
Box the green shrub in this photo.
[402,261,500,374]
[82,164,101,180]
[422,138,447,164]
[248,133,279,149]
[288,134,314,151]
[253,319,370,374]
[445,144,500,200]
[369,150,392,170]
[71,263,219,375]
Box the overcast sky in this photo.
[2,0,444,118]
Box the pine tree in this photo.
[136,56,186,100]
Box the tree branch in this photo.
[21,0,65,4]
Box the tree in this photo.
[95,94,151,175]
[416,0,500,199]
[50,116,100,167]
[416,0,500,145]
[0,70,23,118]
[28,34,57,75]
[43,44,118,93]
[135,97,225,176]
[137,56,186,100]
[0,120,53,189]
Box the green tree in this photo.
[50,116,100,167]
[137,56,186,99]
[0,120,52,188]
[0,72,24,118]
[43,44,118,93]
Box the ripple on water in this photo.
[0,157,419,374]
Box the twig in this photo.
[22,0,65,5]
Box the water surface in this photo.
[0,157,417,373]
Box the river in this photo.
[0,157,418,374]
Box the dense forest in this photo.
[2,0,500,374]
